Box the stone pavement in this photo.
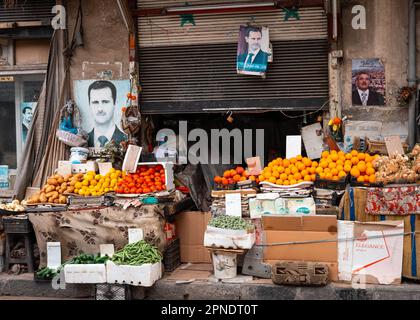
[1,272,420,300]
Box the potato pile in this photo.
[0,200,25,212]
[26,173,84,205]
[373,144,420,185]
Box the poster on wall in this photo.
[237,26,271,77]
[74,80,129,148]
[352,59,385,106]
[21,102,36,145]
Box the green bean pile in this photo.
[111,240,162,266]
[208,215,254,231]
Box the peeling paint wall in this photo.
[340,0,411,138]
[67,0,130,83]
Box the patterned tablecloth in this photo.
[366,185,420,215]
[28,205,167,268]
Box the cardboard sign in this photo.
[128,228,144,244]
[122,145,142,173]
[286,136,302,159]
[385,136,404,156]
[98,162,113,176]
[100,244,115,257]
[246,157,262,176]
[47,242,62,270]
[225,193,242,217]
[302,123,324,160]
[57,161,72,176]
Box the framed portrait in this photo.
[237,26,271,77]
[352,59,385,106]
[74,79,130,148]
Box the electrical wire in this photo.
[279,100,330,119]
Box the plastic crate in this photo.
[163,238,181,272]
[95,284,131,300]
[314,174,349,191]
[213,182,237,191]
[2,216,32,234]
[349,177,384,188]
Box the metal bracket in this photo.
[241,246,272,279]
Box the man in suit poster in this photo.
[75,80,128,148]
[237,26,271,76]
[352,59,385,106]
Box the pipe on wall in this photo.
[408,0,417,148]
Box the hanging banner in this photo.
[237,26,271,77]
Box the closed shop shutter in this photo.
[0,0,55,23]
[137,1,329,114]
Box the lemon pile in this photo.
[74,168,123,197]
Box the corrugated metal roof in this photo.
[138,7,327,47]
[0,0,55,23]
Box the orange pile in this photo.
[318,150,379,183]
[258,155,316,186]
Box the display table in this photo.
[340,185,420,280]
[29,205,167,268]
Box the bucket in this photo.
[70,147,89,163]
[212,251,238,279]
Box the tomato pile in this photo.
[116,165,167,195]
[213,166,258,185]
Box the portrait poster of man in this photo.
[21,102,36,145]
[74,80,129,148]
[237,26,271,77]
[352,59,385,106]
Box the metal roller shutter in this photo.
[0,0,55,23]
[137,1,329,114]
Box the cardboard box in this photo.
[338,221,404,285]
[71,161,98,174]
[262,215,338,281]
[175,211,212,263]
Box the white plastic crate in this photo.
[137,162,174,191]
[204,226,255,250]
[106,261,162,287]
[64,264,107,284]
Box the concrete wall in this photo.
[15,39,50,65]
[67,0,130,82]
[340,0,411,138]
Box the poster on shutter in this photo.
[352,59,385,106]
[237,26,271,77]
[74,80,129,148]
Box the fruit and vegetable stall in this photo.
[0,136,419,292]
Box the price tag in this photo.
[286,136,302,159]
[225,193,242,217]
[128,228,144,244]
[100,244,115,257]
[47,242,61,270]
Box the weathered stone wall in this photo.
[339,0,412,138]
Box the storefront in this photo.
[0,0,52,187]
[136,0,329,114]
